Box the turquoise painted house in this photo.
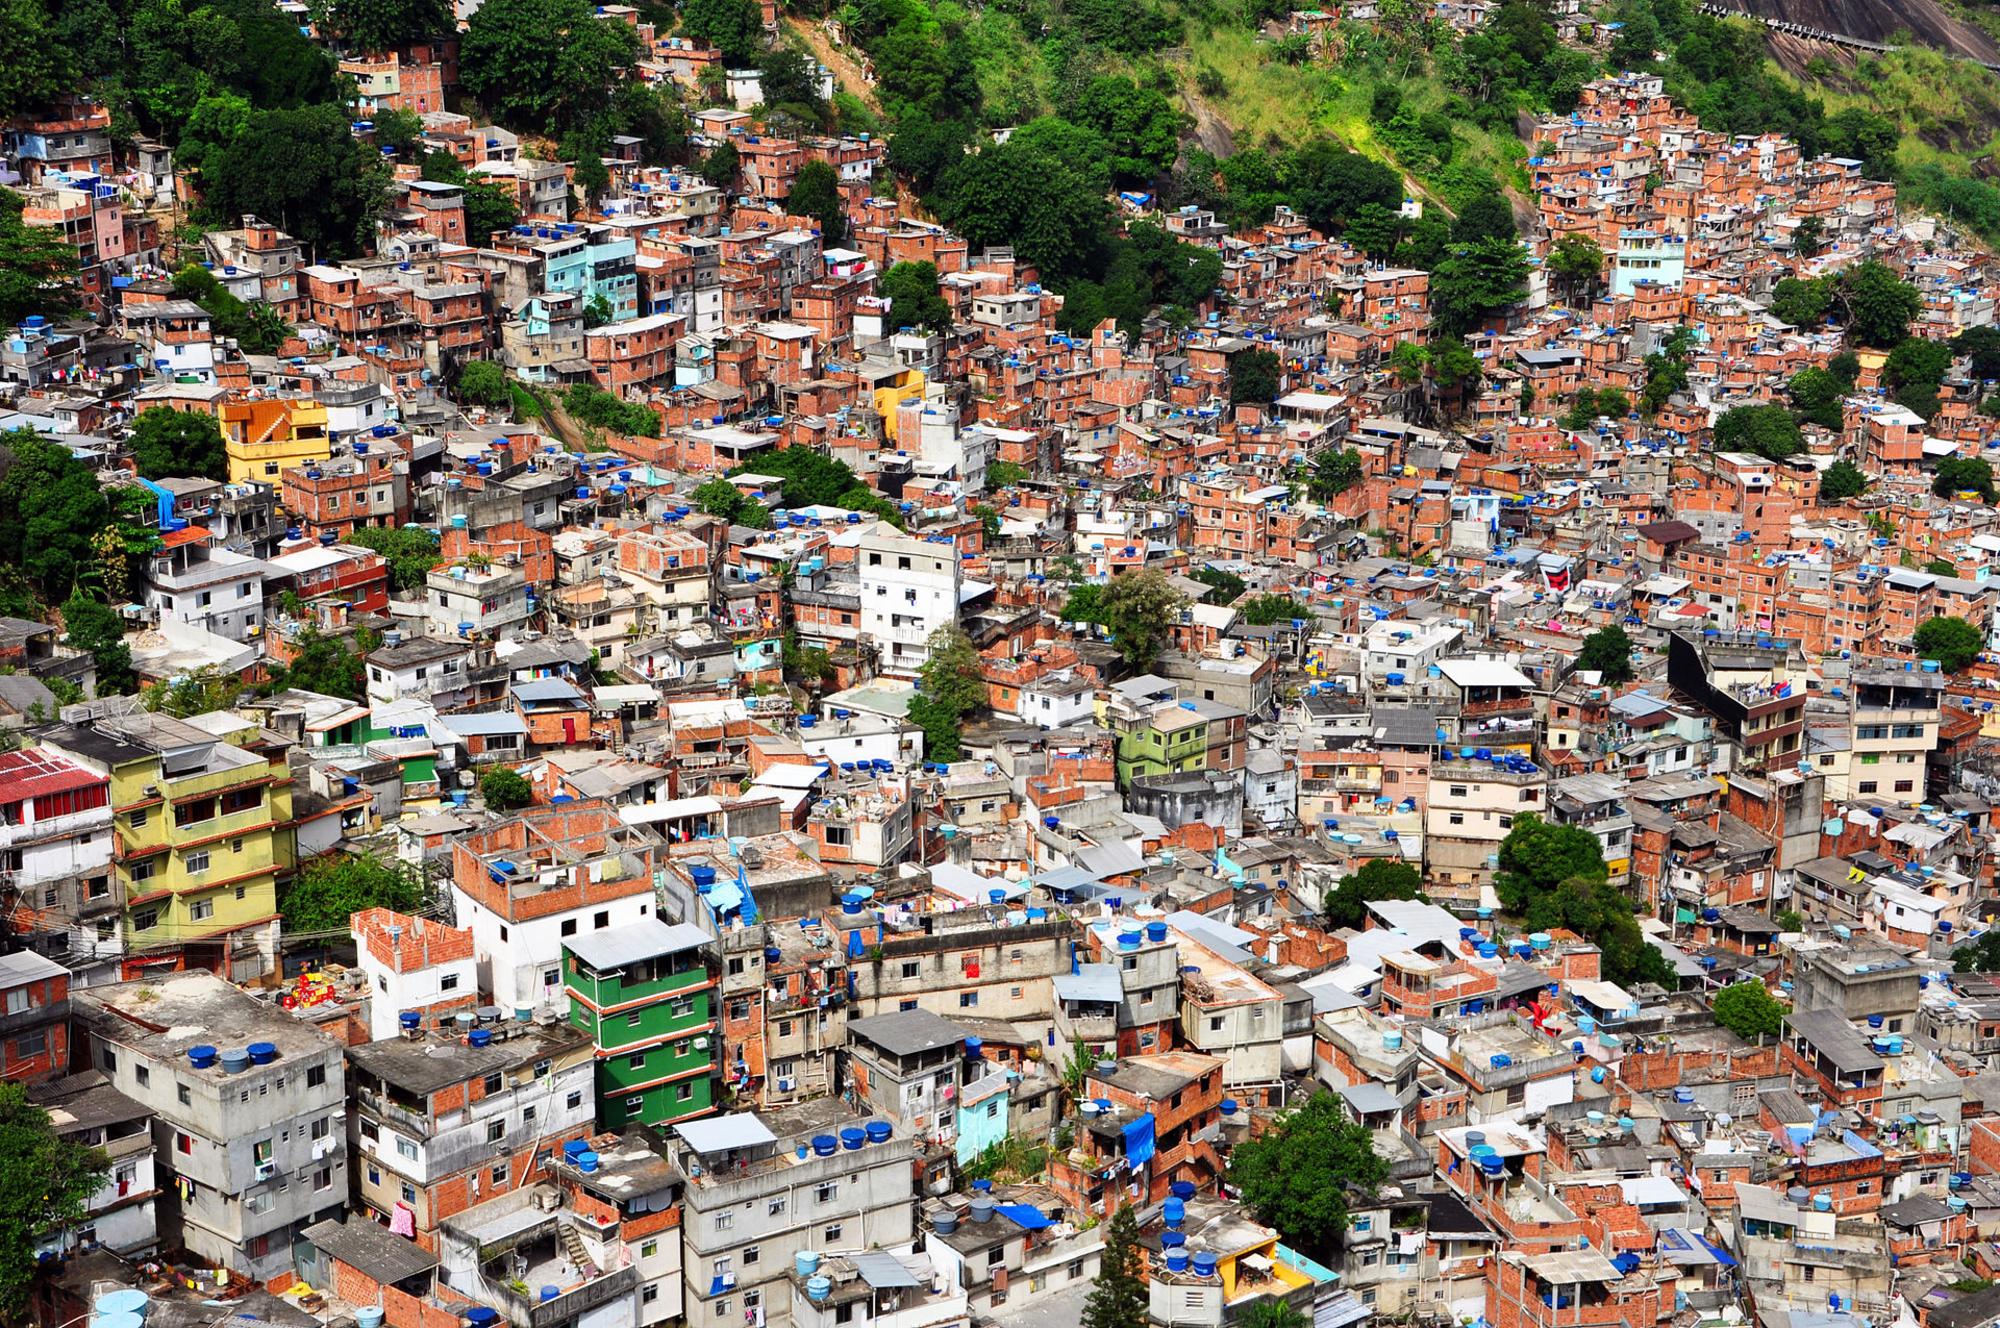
[955,1068,1012,1166]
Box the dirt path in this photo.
[786,15,883,116]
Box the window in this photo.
[314,1166,333,1191]
[1209,1017,1224,1032]
[959,992,978,1008]
[441,973,460,992]
[483,1072,503,1094]
[492,1163,508,1184]
[307,1065,326,1089]
[744,1247,761,1266]
[627,1052,647,1070]
[641,1240,659,1258]
[561,919,578,937]
[901,961,920,979]
[134,1064,149,1086]
[190,897,213,921]
[15,1030,46,1059]
[824,1224,843,1243]
[715,1212,734,1232]
[817,1182,838,1203]
[642,1286,659,1306]
[487,1120,506,1142]
[567,1090,584,1110]
[177,1084,191,1106]
[396,1137,418,1160]
[100,1048,117,1073]
[594,911,610,929]
[185,851,210,875]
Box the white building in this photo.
[350,909,480,1043]
[30,1071,160,1260]
[857,526,963,676]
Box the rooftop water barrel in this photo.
[1147,921,1168,943]
[1476,942,1499,958]
[691,865,717,889]
[866,1120,892,1144]
[1529,933,1553,951]
[564,1140,591,1163]
[1171,1180,1196,1199]
[1813,1192,1832,1212]
[515,1005,534,1023]
[1119,931,1141,950]
[1576,1015,1597,1035]
[812,1135,838,1156]
[187,1045,218,1069]
[220,1048,250,1075]
[808,1278,833,1304]
[1480,1155,1505,1176]
[1469,1145,1496,1161]
[1617,1116,1634,1132]
[578,1152,599,1173]
[1951,1195,1970,1212]
[933,1209,959,1234]
[1675,1088,1694,1104]
[356,1309,385,1328]
[465,1310,500,1327]
[1161,1232,1186,1248]
[399,1012,422,1031]
[796,1252,821,1277]
[1590,1066,1606,1084]
[1191,1252,1219,1279]
[91,1314,143,1328]
[1164,1197,1185,1227]
[1787,1186,1809,1205]
[1466,1130,1486,1147]
[1164,1252,1190,1274]
[969,1196,995,1223]
[965,1037,983,1060]
[1868,1014,1884,1028]
[469,1028,492,1048]
[1221,1099,1239,1116]
[1383,1031,1403,1051]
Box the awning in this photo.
[1695,1234,1738,1268]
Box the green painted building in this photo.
[1112,701,1210,788]
[564,918,719,1130]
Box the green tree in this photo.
[1886,337,1953,420]
[1081,1206,1149,1328]
[906,624,985,762]
[1098,567,1186,671]
[1278,139,1400,235]
[786,158,847,243]
[1819,459,1868,501]
[1431,238,1530,336]
[0,0,75,121]
[1494,813,1606,915]
[279,852,425,933]
[462,0,641,130]
[1838,261,1922,348]
[888,117,972,196]
[1913,615,1983,673]
[1828,349,1861,387]
[1308,449,1364,501]
[345,526,443,592]
[1926,559,1958,576]
[0,432,111,602]
[760,47,827,125]
[1953,325,2000,381]
[129,407,229,481]
[1712,403,1802,460]
[0,188,79,327]
[1576,624,1636,684]
[1788,365,1845,430]
[782,631,832,688]
[699,141,740,187]
[1230,1091,1387,1261]
[691,476,763,526]
[1954,929,2000,974]
[1240,594,1310,627]
[481,764,534,810]
[142,665,246,717]
[1062,582,1107,626]
[273,628,367,699]
[681,0,764,61]
[1072,76,1183,185]
[1322,858,1423,930]
[1776,909,1804,932]
[172,262,292,355]
[934,117,1110,280]
[184,101,391,259]
[1792,215,1823,259]
[1193,566,1246,606]
[1230,349,1281,405]
[1450,191,1517,245]
[987,460,1028,489]
[1343,204,1404,260]
[1768,276,1831,329]
[1238,1303,1310,1328]
[310,0,452,49]
[1546,234,1605,305]
[1711,980,1785,1042]
[0,1081,109,1318]
[62,591,136,696]
[1934,456,1996,502]
[457,359,512,409]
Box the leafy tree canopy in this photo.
[1712,403,1802,460]
[280,852,425,934]
[481,764,534,809]
[907,625,985,762]
[0,1082,109,1318]
[1230,1091,1388,1261]
[1934,455,1996,502]
[1913,615,1983,673]
[345,526,443,593]
[130,407,229,481]
[879,261,954,335]
[1712,980,1785,1041]
[1838,261,1922,349]
[462,0,641,131]
[786,159,848,244]
[0,189,80,328]
[310,0,452,49]
[1819,459,1868,501]
[1231,349,1282,405]
[1576,624,1636,684]
[0,431,112,602]
[1323,858,1424,930]
[1098,568,1187,672]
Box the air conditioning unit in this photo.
[693,1036,711,1051]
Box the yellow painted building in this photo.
[220,396,332,485]
[43,712,294,980]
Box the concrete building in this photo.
[71,972,348,1282]
[670,1108,918,1328]
[564,918,720,1129]
[346,1018,596,1243]
[29,1070,160,1260]
[857,526,963,677]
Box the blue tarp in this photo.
[1124,1115,1156,1167]
[996,1204,1054,1230]
[1695,1234,1738,1268]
